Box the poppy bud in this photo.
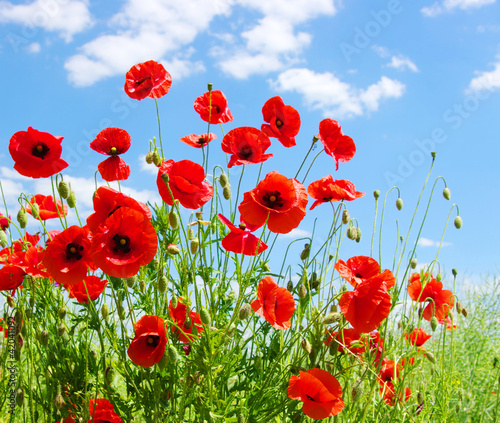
[187,228,194,240]
[223,184,231,200]
[190,238,199,254]
[219,173,228,188]
[300,243,310,261]
[55,394,64,410]
[329,340,339,356]
[58,306,66,320]
[126,275,137,288]
[40,330,49,346]
[167,244,180,255]
[226,323,236,338]
[31,203,40,219]
[462,307,468,318]
[443,187,451,200]
[409,258,417,270]
[298,284,307,299]
[169,211,179,229]
[158,353,169,371]
[342,209,350,225]
[456,302,463,314]
[452,268,458,277]
[262,261,270,272]
[374,190,380,199]
[238,303,252,320]
[105,365,115,386]
[300,339,312,355]
[158,275,168,293]
[207,82,213,91]
[431,151,436,158]
[418,306,424,319]
[138,279,145,293]
[356,227,362,243]
[339,284,348,294]
[311,277,321,291]
[0,230,7,247]
[322,312,341,325]
[347,226,357,240]
[287,280,294,292]
[396,198,403,211]
[200,307,211,325]
[430,316,438,331]
[57,324,65,337]
[17,209,28,228]
[67,191,76,208]
[454,216,462,229]
[7,295,15,308]
[16,388,24,407]
[171,295,178,309]
[351,381,364,402]
[425,351,436,364]
[101,303,109,320]
[145,151,154,164]
[117,303,126,320]
[168,344,178,364]
[436,273,442,282]
[58,181,70,199]
[153,150,162,167]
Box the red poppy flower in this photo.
[377,360,412,406]
[67,275,107,303]
[325,328,364,354]
[318,119,356,170]
[90,207,158,278]
[26,194,68,220]
[0,213,10,231]
[194,90,233,124]
[261,96,301,148]
[0,233,41,264]
[288,368,345,419]
[405,328,431,347]
[88,398,123,423]
[218,214,267,256]
[335,256,395,289]
[339,277,392,334]
[90,127,131,182]
[157,159,213,209]
[307,176,365,210]
[251,276,295,330]
[124,60,172,100]
[86,186,151,234]
[0,265,25,292]
[180,133,217,148]
[8,127,68,178]
[407,273,454,321]
[238,171,308,234]
[0,318,9,338]
[42,225,94,286]
[8,245,48,279]
[168,297,204,343]
[127,315,167,367]
[221,127,273,168]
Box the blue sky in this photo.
[0,0,499,292]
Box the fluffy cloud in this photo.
[422,0,496,17]
[417,237,452,247]
[270,68,405,119]
[0,0,93,42]
[387,55,419,72]
[467,59,500,93]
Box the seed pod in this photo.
[396,198,403,211]
[298,284,307,299]
[443,187,451,200]
[58,181,70,199]
[167,244,180,255]
[168,344,178,363]
[145,151,154,164]
[351,381,364,402]
[300,339,312,355]
[17,209,28,228]
[238,303,252,320]
[410,258,417,269]
[356,227,362,243]
[223,184,231,200]
[300,243,310,261]
[158,275,168,293]
[452,268,458,277]
[200,307,211,325]
[153,150,162,167]
[126,275,137,288]
[169,211,179,229]
[219,173,228,188]
[425,351,436,364]
[195,211,203,220]
[373,190,380,199]
[105,365,115,386]
[430,316,438,331]
[342,209,350,225]
[190,238,199,254]
[454,216,462,229]
[101,303,109,320]
[67,191,76,208]
[431,151,437,158]
[347,226,357,240]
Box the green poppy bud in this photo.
[190,237,199,254]
[342,209,350,225]
[169,211,179,229]
[411,258,417,269]
[287,280,294,292]
[7,295,15,308]
[17,209,28,228]
[101,303,109,320]
[0,230,7,247]
[425,351,436,364]
[219,173,228,188]
[347,226,357,240]
[145,151,154,164]
[158,275,168,293]
[396,198,403,211]
[168,344,178,364]
[40,330,49,346]
[223,184,231,200]
[54,394,64,410]
[456,302,463,314]
[238,303,252,320]
[374,190,380,199]
[351,381,364,402]
[57,306,66,320]
[58,181,70,199]
[298,284,307,299]
[462,307,468,318]
[66,191,76,208]
[301,338,312,354]
[126,275,137,288]
[322,312,341,325]
[454,216,462,229]
[31,203,40,219]
[16,388,24,407]
[417,391,424,404]
[436,273,442,282]
[430,316,438,331]
[443,187,451,200]
[153,150,162,167]
[300,243,310,261]
[57,324,65,337]
[200,307,211,325]
[157,353,169,371]
[167,244,180,255]
[452,268,458,277]
[171,295,178,309]
[356,227,362,243]
[187,228,194,240]
[104,365,115,386]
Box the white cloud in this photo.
[422,0,496,16]
[467,60,500,93]
[371,45,390,58]
[138,154,159,176]
[26,42,41,53]
[270,68,405,119]
[279,228,312,239]
[417,237,452,247]
[387,55,419,72]
[65,0,232,86]
[0,0,93,42]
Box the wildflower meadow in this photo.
[0,59,498,423]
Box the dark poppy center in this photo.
[112,234,131,254]
[135,76,151,86]
[275,119,283,128]
[146,334,160,347]
[238,223,247,230]
[65,242,84,261]
[32,143,49,159]
[322,197,333,202]
[306,395,316,402]
[213,105,221,114]
[355,272,363,278]
[197,137,208,146]
[239,146,253,159]
[262,191,284,209]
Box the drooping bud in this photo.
[347,226,357,240]
[311,273,321,291]
[443,187,451,200]
[430,316,438,331]
[153,150,162,167]
[171,295,178,309]
[351,381,364,402]
[454,216,462,229]
[58,181,70,199]
[0,229,8,247]
[461,307,468,318]
[7,295,15,308]
[187,228,194,240]
[287,280,294,292]
[425,351,436,364]
[169,211,179,229]
[342,209,350,225]
[223,184,231,200]
[356,227,362,243]
[300,243,310,261]
[456,302,463,314]
[167,244,180,255]
[168,344,178,364]
[145,151,154,164]
[300,339,312,354]
[101,303,109,320]
[17,209,28,228]
[126,275,137,288]
[298,284,307,299]
[31,203,40,219]
[158,275,168,293]
[373,190,380,199]
[396,198,403,211]
[200,307,211,325]
[411,258,417,269]
[67,191,76,208]
[219,173,228,188]
[190,238,199,254]
[436,273,442,282]
[238,303,252,320]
